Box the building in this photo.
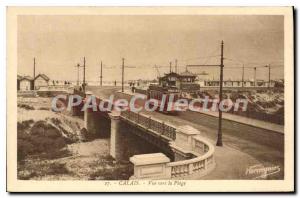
[19,76,34,91]
[34,74,50,90]
[158,71,200,93]
[201,79,277,88]
[17,75,22,90]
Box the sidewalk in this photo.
[193,109,284,134]
[117,90,284,134]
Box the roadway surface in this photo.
[86,86,284,179]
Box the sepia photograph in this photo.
[6,6,294,192]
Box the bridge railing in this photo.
[129,135,216,180]
[167,136,215,178]
[120,110,176,140]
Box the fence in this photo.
[120,110,176,140]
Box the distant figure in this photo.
[131,83,135,93]
[114,80,117,86]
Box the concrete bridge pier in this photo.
[84,108,98,134]
[109,111,125,161]
[83,91,111,138]
[84,92,97,134]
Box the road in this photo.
[87,86,284,179]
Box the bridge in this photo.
[72,91,216,179]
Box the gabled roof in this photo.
[35,74,50,81]
[180,70,197,77]
[159,72,180,80]
[20,76,34,81]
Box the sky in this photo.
[17,15,284,83]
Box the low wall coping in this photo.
[177,125,200,135]
[130,153,170,166]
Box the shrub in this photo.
[50,117,62,126]
[17,120,34,131]
[39,107,50,110]
[18,104,35,110]
[46,162,70,175]
[17,139,35,161]
[17,120,68,161]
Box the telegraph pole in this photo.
[242,64,245,87]
[122,58,125,92]
[254,67,257,87]
[185,40,225,147]
[83,57,86,92]
[169,61,172,73]
[75,63,80,86]
[268,64,271,88]
[216,41,224,147]
[33,57,36,90]
[100,60,103,86]
[175,59,178,73]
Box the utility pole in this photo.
[33,57,36,90]
[83,57,86,92]
[185,41,224,147]
[122,58,125,92]
[216,41,224,146]
[76,57,86,91]
[75,63,80,86]
[242,64,245,87]
[175,59,178,73]
[100,60,103,86]
[254,67,257,87]
[169,61,172,73]
[268,64,271,88]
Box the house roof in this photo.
[20,76,34,81]
[180,70,197,77]
[159,72,180,80]
[35,74,50,81]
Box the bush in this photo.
[17,139,35,160]
[39,107,50,110]
[18,162,70,180]
[17,120,34,131]
[50,117,62,126]
[17,120,68,161]
[18,104,35,110]
[89,165,133,180]
[46,162,70,175]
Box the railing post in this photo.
[204,158,208,170]
[137,112,140,124]
[188,163,193,174]
[162,122,165,135]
